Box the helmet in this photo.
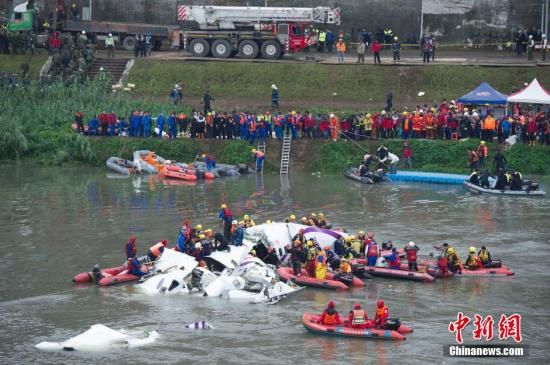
[207,112,212,116]
[108,33,112,37]
[307,240,314,247]
[480,141,485,145]
[381,110,386,115]
[340,258,347,262]
[366,113,372,118]
[367,232,374,238]
[402,111,408,116]
[199,234,206,240]
[328,300,335,308]
[232,220,238,225]
[195,243,202,249]
[318,213,324,218]
[271,84,277,89]
[349,235,356,240]
[377,300,384,308]
[244,214,250,220]
[408,241,415,247]
[221,204,227,209]
[394,36,398,41]
[469,246,476,253]
[324,246,331,251]
[447,247,455,254]
[292,111,297,115]
[265,219,272,224]
[311,213,317,217]
[290,214,296,220]
[353,303,362,310]
[358,231,365,236]
[301,216,307,222]
[464,107,469,112]
[81,30,86,35]
[330,113,335,118]
[251,149,256,153]
[196,224,203,231]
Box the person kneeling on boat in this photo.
[305,240,318,277]
[478,246,492,267]
[125,236,138,259]
[333,258,353,286]
[464,247,482,270]
[383,248,401,269]
[446,247,462,274]
[510,170,523,191]
[318,301,343,325]
[372,300,389,328]
[127,257,146,277]
[147,240,168,261]
[469,169,480,186]
[404,241,419,271]
[348,303,371,329]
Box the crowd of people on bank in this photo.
[74,96,550,146]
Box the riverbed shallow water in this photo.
[0,166,548,364]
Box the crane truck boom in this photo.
[175,5,341,59]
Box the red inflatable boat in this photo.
[352,259,434,282]
[420,260,514,278]
[72,264,149,286]
[302,313,406,341]
[161,168,197,181]
[277,267,351,290]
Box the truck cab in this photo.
[7,8,36,32]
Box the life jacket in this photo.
[351,239,362,254]
[479,250,490,264]
[340,262,351,273]
[367,243,379,257]
[274,116,281,127]
[388,254,400,268]
[376,306,389,319]
[307,247,317,261]
[351,310,366,325]
[466,254,480,267]
[406,247,417,262]
[149,242,164,257]
[248,122,257,132]
[255,151,264,159]
[323,312,338,325]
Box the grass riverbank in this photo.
[0,54,48,79]
[128,60,550,110]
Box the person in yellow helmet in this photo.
[252,148,265,172]
[316,213,327,228]
[219,203,233,240]
[315,248,328,280]
[194,224,203,240]
[305,240,317,277]
[445,246,462,273]
[464,246,481,270]
[242,214,256,228]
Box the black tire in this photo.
[190,39,210,57]
[261,40,281,59]
[153,39,162,51]
[238,40,259,59]
[211,39,232,58]
[122,36,135,51]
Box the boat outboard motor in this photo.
[92,264,103,284]
[526,182,539,192]
[383,318,402,331]
[381,240,393,250]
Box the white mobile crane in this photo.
[175,5,341,59]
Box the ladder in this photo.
[280,134,291,175]
[257,141,266,173]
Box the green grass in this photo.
[0,54,48,79]
[128,60,550,106]
[312,139,550,175]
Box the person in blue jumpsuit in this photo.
[127,257,146,277]
[156,112,165,138]
[168,112,177,139]
[142,112,151,137]
[176,229,186,253]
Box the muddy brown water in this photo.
[0,166,548,364]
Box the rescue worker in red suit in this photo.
[125,236,137,259]
[365,232,379,266]
[148,239,168,261]
[372,300,389,328]
[318,300,343,325]
[348,303,371,329]
[404,241,419,271]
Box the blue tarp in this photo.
[458,82,508,105]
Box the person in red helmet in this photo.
[348,303,371,329]
[372,300,389,328]
[318,300,343,325]
[125,236,137,259]
[148,239,168,261]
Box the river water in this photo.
[0,166,548,364]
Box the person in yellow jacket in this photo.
[336,38,346,63]
[483,113,496,142]
[315,249,328,279]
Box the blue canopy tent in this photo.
[458,82,508,105]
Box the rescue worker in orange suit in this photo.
[464,246,482,270]
[318,300,343,325]
[348,303,371,329]
[372,300,389,328]
[365,233,379,266]
[333,258,353,286]
[404,241,419,271]
[251,148,265,172]
[329,113,339,142]
[147,239,167,261]
[305,240,317,277]
[125,236,137,259]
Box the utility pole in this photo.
[419,0,424,43]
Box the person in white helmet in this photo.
[271,84,279,108]
[105,33,115,58]
[404,241,419,271]
[527,35,535,61]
